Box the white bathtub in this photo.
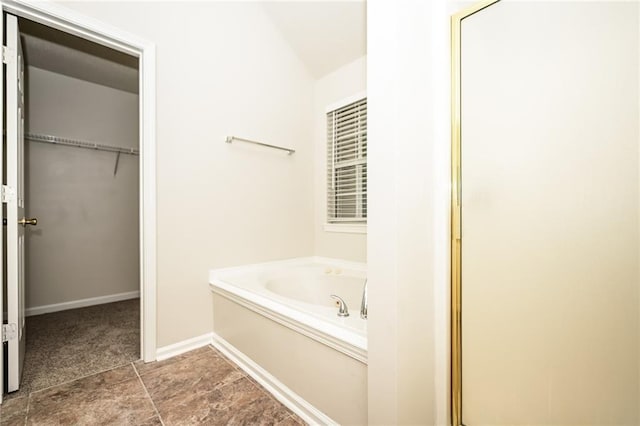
[209,257,367,362]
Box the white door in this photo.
[5,13,29,394]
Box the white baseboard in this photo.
[156,332,214,361]
[25,291,140,317]
[210,332,337,426]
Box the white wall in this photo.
[313,56,367,262]
[368,0,450,424]
[56,1,439,423]
[41,2,640,425]
[25,66,140,309]
[57,1,316,348]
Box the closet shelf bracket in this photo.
[113,152,121,177]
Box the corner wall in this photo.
[313,56,367,262]
[57,1,316,348]
[368,0,450,424]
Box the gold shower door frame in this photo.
[450,1,500,425]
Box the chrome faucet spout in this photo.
[360,279,368,319]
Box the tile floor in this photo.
[17,299,140,397]
[0,346,306,426]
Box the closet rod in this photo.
[25,133,139,155]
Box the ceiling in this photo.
[16,2,365,92]
[19,18,139,94]
[262,1,367,79]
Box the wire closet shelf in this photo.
[25,133,139,156]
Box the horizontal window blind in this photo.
[327,97,367,224]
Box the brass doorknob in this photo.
[18,218,37,227]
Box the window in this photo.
[326,96,367,227]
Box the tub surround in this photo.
[210,257,368,425]
[209,257,367,362]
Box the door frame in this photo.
[1,0,157,366]
[450,1,500,425]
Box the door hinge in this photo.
[2,46,15,65]
[2,323,17,342]
[1,185,16,203]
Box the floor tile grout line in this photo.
[139,346,256,412]
[23,359,139,398]
[15,346,301,426]
[20,298,139,396]
[207,344,249,375]
[278,414,301,426]
[207,345,302,423]
[201,344,295,423]
[23,394,31,426]
[207,345,282,402]
[150,346,247,393]
[136,347,214,377]
[202,345,262,392]
[132,361,166,426]
[249,381,301,422]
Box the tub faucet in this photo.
[330,295,349,317]
[360,279,368,319]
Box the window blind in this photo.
[327,97,367,223]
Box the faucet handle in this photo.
[330,295,350,317]
[360,279,368,320]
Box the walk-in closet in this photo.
[4,17,141,396]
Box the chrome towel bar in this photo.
[225,135,295,155]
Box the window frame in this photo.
[324,91,367,234]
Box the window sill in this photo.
[324,223,367,234]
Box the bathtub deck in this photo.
[0,346,306,425]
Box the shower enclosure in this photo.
[452,1,640,424]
